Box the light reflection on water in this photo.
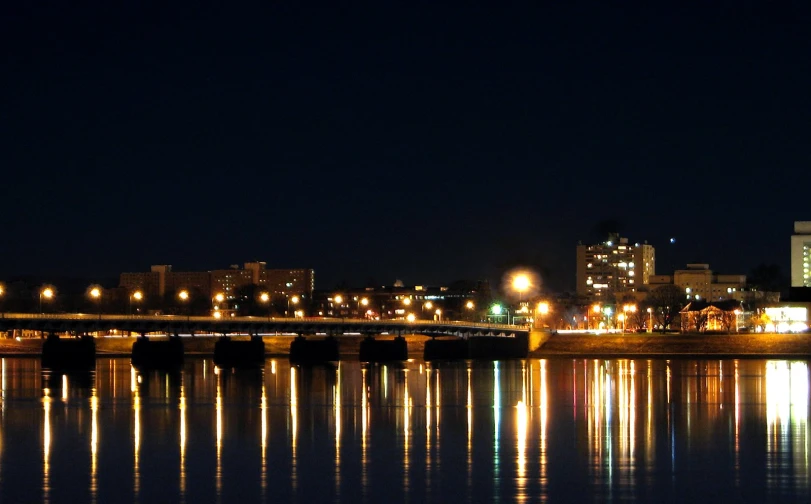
[0,358,806,502]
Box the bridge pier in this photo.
[289,335,339,364]
[41,333,96,370]
[132,335,184,370]
[359,335,407,362]
[213,334,265,369]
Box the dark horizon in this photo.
[2,3,809,291]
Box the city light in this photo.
[406,313,416,322]
[334,295,343,305]
[259,292,270,303]
[178,290,189,301]
[538,302,550,315]
[215,293,225,303]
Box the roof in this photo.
[680,299,742,313]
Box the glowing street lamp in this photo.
[288,294,300,317]
[358,297,369,318]
[39,286,54,314]
[89,286,102,320]
[130,290,143,315]
[435,308,442,322]
[259,292,271,321]
[512,273,531,302]
[537,301,550,328]
[491,304,510,325]
[178,290,190,321]
[621,304,637,332]
[406,313,416,323]
[646,307,653,332]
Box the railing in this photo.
[0,313,525,332]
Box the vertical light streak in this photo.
[334,363,341,497]
[132,368,140,499]
[466,365,472,489]
[734,360,740,487]
[216,371,223,500]
[179,381,187,501]
[540,360,548,494]
[426,367,432,491]
[290,366,298,493]
[43,390,51,504]
[516,399,528,500]
[90,388,98,504]
[62,375,68,402]
[361,367,368,501]
[493,361,501,482]
[261,383,267,498]
[402,369,410,499]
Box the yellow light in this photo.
[259,292,270,303]
[403,298,412,306]
[334,295,343,305]
[360,297,368,306]
[424,301,433,310]
[466,301,474,310]
[291,295,300,304]
[406,313,416,322]
[178,290,189,301]
[435,309,441,315]
[512,274,531,293]
[90,287,101,299]
[215,293,225,303]
[0,285,4,296]
[42,287,54,299]
[213,311,222,319]
[592,304,600,313]
[538,302,550,315]
[133,291,143,301]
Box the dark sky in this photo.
[2,2,810,291]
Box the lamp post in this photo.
[646,307,653,333]
[512,273,531,302]
[465,300,475,322]
[733,309,741,333]
[130,290,143,315]
[435,308,442,322]
[288,295,300,318]
[358,297,368,319]
[538,301,550,328]
[591,304,601,331]
[89,286,102,321]
[39,287,54,314]
[423,301,433,320]
[259,292,270,321]
[621,304,637,333]
[178,290,190,322]
[333,295,343,317]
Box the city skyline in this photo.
[2,3,809,290]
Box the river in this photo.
[0,357,808,503]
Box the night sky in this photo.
[2,2,810,292]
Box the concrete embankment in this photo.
[0,334,433,358]
[534,333,811,358]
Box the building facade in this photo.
[119,262,315,300]
[649,263,747,302]
[576,235,655,300]
[791,221,811,287]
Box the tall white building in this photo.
[790,221,811,287]
[576,235,655,300]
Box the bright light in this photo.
[512,274,531,293]
[334,295,343,305]
[132,291,143,301]
[178,290,189,301]
[402,298,412,306]
[213,311,222,319]
[215,293,225,303]
[259,292,270,303]
[592,304,601,313]
[291,295,300,304]
[360,297,368,306]
[435,309,441,315]
[89,287,101,299]
[492,304,503,315]
[406,313,416,322]
[42,287,54,299]
[424,301,433,310]
[538,302,550,315]
[466,301,474,310]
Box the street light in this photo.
[259,292,271,320]
[435,308,442,321]
[512,273,531,304]
[178,290,190,321]
[130,290,143,315]
[406,313,416,323]
[491,304,510,325]
[333,295,343,316]
[288,295,300,318]
[89,286,102,320]
[733,309,741,333]
[646,307,653,333]
[538,301,550,328]
[358,297,368,318]
[39,286,54,314]
[622,304,637,333]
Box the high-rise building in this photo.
[790,221,811,287]
[576,235,655,300]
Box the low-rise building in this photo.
[650,264,747,302]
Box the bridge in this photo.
[0,313,529,339]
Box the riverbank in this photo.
[533,332,811,358]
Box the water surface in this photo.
[0,357,808,503]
